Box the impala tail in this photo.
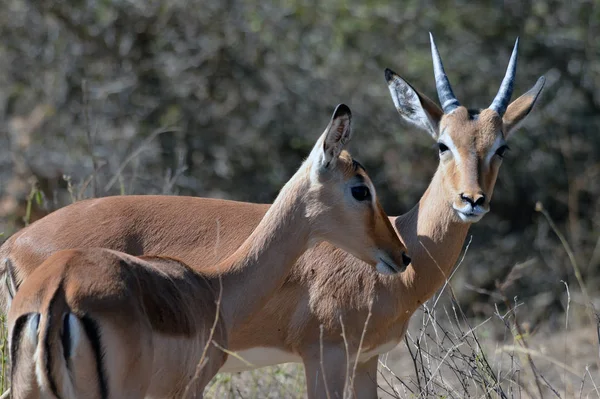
[9,286,107,399]
[3,257,18,311]
[1,241,16,312]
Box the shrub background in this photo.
[0,0,599,324]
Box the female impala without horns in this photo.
[1,34,545,398]
[6,104,409,399]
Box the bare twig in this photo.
[349,299,373,398]
[104,126,181,192]
[536,201,600,368]
[497,345,579,376]
[562,280,571,399]
[319,325,332,399]
[183,222,225,398]
[82,79,98,198]
[497,287,546,398]
[23,180,39,227]
[585,366,600,397]
[182,274,223,398]
[338,315,351,398]
[163,153,188,195]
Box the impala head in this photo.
[302,104,410,275]
[386,33,545,223]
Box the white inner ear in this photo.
[324,116,350,164]
[388,81,438,138]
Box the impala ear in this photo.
[315,104,352,170]
[502,76,545,138]
[385,68,443,139]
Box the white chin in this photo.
[456,210,484,223]
[376,261,398,275]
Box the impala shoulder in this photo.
[129,255,219,337]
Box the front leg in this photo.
[301,346,378,399]
[182,346,228,399]
[346,356,378,399]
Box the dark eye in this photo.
[351,186,371,201]
[438,142,449,153]
[495,145,510,158]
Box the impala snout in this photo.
[370,201,411,275]
[402,252,411,267]
[453,191,489,222]
[373,239,411,275]
[375,250,410,276]
[460,192,485,207]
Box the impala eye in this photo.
[495,145,510,158]
[438,142,449,153]
[351,186,371,201]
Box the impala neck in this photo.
[393,168,471,310]
[208,174,312,331]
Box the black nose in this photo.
[401,252,411,267]
[460,193,486,207]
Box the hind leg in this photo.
[88,315,153,399]
[67,314,107,399]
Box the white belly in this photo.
[218,341,399,374]
[356,340,399,363]
[219,347,302,373]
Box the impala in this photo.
[6,104,409,399]
[1,35,544,398]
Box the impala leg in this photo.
[181,346,227,399]
[345,356,378,399]
[303,346,379,399]
[302,344,346,399]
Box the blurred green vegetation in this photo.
[0,0,598,322]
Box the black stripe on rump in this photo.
[10,313,38,382]
[43,292,61,398]
[81,315,108,399]
[61,314,72,369]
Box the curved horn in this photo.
[489,38,519,116]
[429,32,460,114]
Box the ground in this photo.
[206,307,600,398]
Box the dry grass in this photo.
[205,364,306,398]
[200,292,598,399]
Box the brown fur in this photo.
[5,105,407,398]
[4,76,542,396]
[8,248,223,399]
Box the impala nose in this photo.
[460,192,486,207]
[401,252,411,267]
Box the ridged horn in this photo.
[429,32,460,114]
[489,38,519,116]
